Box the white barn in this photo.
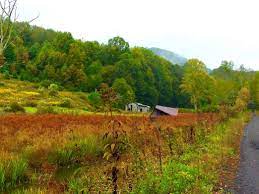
[125,103,150,113]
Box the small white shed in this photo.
[125,103,150,113]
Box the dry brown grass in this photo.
[0,113,221,193]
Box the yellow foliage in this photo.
[0,88,13,94]
[22,91,40,96]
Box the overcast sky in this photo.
[18,0,259,70]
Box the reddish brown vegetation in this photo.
[0,113,218,152]
[0,113,218,132]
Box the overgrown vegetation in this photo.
[0,106,250,193]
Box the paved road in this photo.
[235,115,259,194]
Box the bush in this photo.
[24,101,38,107]
[59,99,72,108]
[179,108,196,113]
[3,73,10,79]
[37,106,56,114]
[200,105,219,113]
[40,80,52,88]
[48,84,59,96]
[88,92,102,109]
[79,93,88,101]
[4,102,25,113]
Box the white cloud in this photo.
[17,0,259,70]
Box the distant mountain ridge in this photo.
[149,47,187,65]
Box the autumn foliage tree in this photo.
[250,72,259,108]
[233,87,250,112]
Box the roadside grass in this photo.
[132,112,249,193]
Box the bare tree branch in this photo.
[28,13,39,23]
[0,0,39,67]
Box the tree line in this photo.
[0,22,258,111]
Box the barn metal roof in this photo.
[128,102,150,108]
[155,105,179,116]
[136,103,150,108]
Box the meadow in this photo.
[0,111,250,193]
[0,74,253,193]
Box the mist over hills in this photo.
[149,47,187,65]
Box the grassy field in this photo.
[0,111,250,193]
[0,75,252,193]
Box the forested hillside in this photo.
[0,22,258,110]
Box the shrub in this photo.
[24,101,38,107]
[59,99,72,108]
[37,106,56,114]
[200,105,219,113]
[48,84,59,96]
[40,80,52,88]
[4,102,25,113]
[3,73,10,79]
[79,93,88,101]
[88,92,102,109]
[179,108,196,113]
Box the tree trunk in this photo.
[0,44,5,67]
[194,103,198,112]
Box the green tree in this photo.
[250,72,259,107]
[112,78,135,109]
[86,61,103,91]
[108,36,130,53]
[181,59,215,111]
[53,32,74,53]
[105,36,130,64]
[29,43,41,59]
[61,64,87,90]
[88,92,102,109]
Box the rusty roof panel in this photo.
[155,105,179,116]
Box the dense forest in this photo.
[0,22,258,110]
